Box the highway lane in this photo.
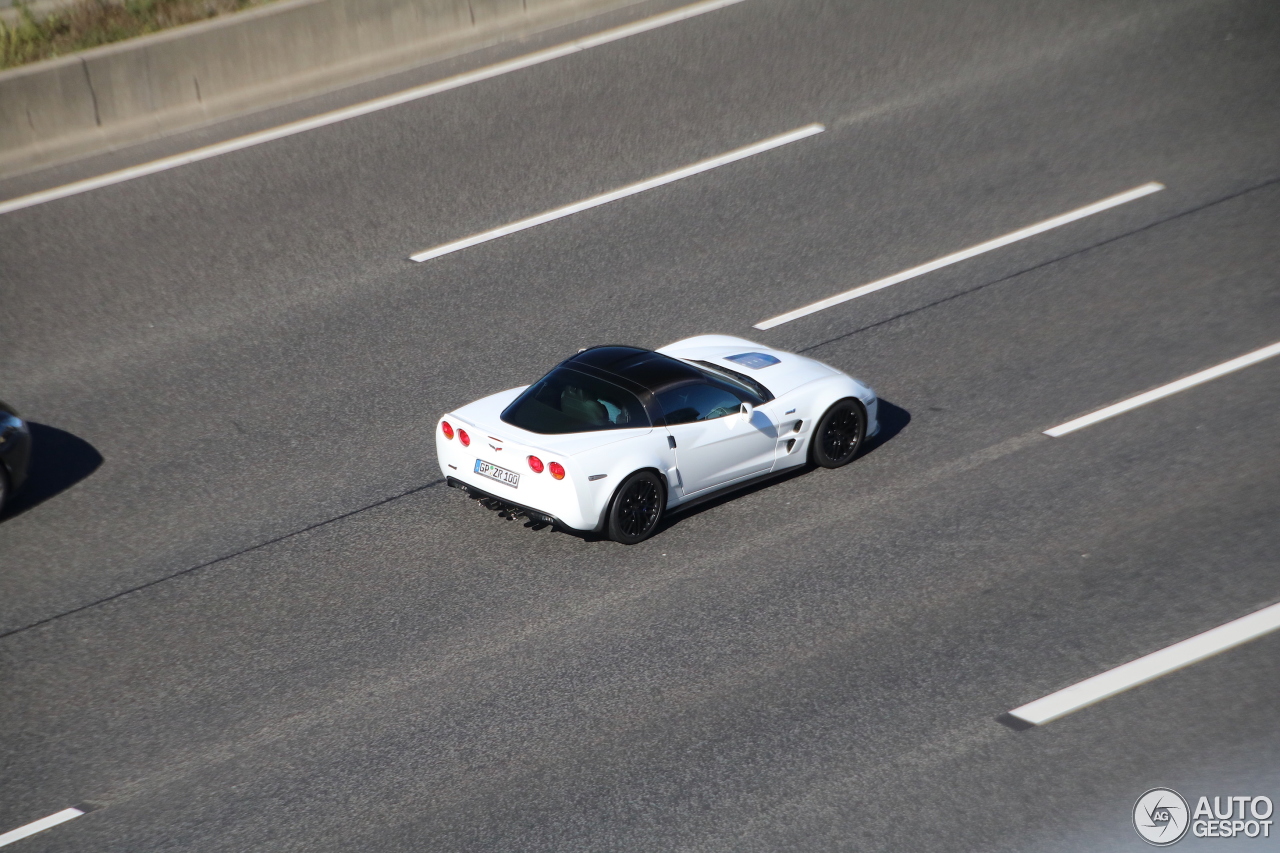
[4,181,1278,847]
[1,0,1278,848]
[2,340,1276,850]
[2,0,1276,634]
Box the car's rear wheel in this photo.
[811,398,866,468]
[606,471,665,544]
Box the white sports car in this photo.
[437,335,878,543]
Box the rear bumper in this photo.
[437,419,608,531]
[447,477,574,529]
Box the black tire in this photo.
[0,467,7,514]
[810,398,866,468]
[606,471,665,544]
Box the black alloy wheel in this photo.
[606,471,664,544]
[811,398,866,468]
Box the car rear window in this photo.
[501,367,651,434]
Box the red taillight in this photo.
[458,429,470,447]
[527,455,544,473]
[441,421,454,440]
[549,461,565,480]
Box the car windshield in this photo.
[501,367,651,434]
[688,360,772,403]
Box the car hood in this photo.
[657,335,839,397]
[449,387,653,456]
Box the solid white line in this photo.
[752,182,1165,330]
[409,124,824,261]
[0,0,750,217]
[0,809,85,848]
[1006,601,1280,726]
[1044,341,1280,437]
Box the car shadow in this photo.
[863,398,911,456]
[1,423,103,521]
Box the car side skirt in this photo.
[663,460,807,518]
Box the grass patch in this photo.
[1,0,274,69]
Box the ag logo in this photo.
[1134,788,1190,846]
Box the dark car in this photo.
[0,399,31,512]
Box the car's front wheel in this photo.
[811,398,866,468]
[606,471,665,544]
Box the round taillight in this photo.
[527,455,544,473]
[441,421,454,440]
[458,429,470,447]
[549,461,565,480]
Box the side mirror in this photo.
[739,402,754,422]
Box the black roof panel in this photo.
[566,346,703,393]
[566,346,650,370]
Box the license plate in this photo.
[475,459,520,488]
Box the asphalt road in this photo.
[1,0,1278,849]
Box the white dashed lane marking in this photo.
[409,124,825,261]
[0,808,84,848]
[1044,341,1280,436]
[753,182,1165,330]
[1003,601,1280,728]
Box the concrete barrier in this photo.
[0,0,637,176]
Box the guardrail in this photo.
[0,0,632,177]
